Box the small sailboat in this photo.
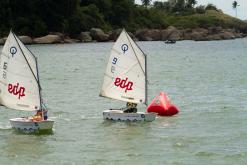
[0,30,54,133]
[100,29,156,122]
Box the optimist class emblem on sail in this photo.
[8,83,25,99]
[10,46,17,57]
[121,44,128,54]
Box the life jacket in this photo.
[32,115,42,121]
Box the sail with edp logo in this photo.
[0,30,54,133]
[0,31,40,110]
[99,29,156,122]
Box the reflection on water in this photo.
[1,133,51,160]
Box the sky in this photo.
[136,0,247,20]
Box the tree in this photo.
[141,0,152,8]
[168,0,177,7]
[186,0,197,8]
[232,1,239,18]
[172,0,185,12]
[153,1,170,11]
[205,3,218,11]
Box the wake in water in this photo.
[48,114,101,122]
[0,122,12,130]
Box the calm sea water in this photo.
[0,39,247,165]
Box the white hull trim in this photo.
[103,110,156,122]
[9,117,54,133]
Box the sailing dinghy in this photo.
[0,30,54,133]
[100,29,156,122]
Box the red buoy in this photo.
[147,92,179,116]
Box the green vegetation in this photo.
[0,0,246,37]
[166,10,247,31]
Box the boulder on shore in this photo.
[1,27,245,45]
[78,32,92,42]
[182,28,209,41]
[64,36,80,43]
[90,28,109,42]
[0,38,5,45]
[135,29,161,41]
[108,29,122,41]
[206,34,222,40]
[33,34,62,44]
[161,26,181,41]
[1,35,33,44]
[49,32,65,38]
[18,36,33,44]
[208,26,223,34]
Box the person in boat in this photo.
[41,103,48,120]
[32,110,43,121]
[32,103,48,121]
[123,102,137,113]
[33,109,48,121]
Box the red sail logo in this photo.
[8,83,25,99]
[114,77,133,93]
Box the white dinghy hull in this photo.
[9,118,54,133]
[103,110,156,122]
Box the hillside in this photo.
[166,10,247,32]
[0,0,247,42]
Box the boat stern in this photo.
[103,109,156,122]
[9,117,54,133]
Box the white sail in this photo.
[100,29,147,105]
[0,31,41,111]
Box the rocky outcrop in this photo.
[0,38,5,45]
[198,28,238,41]
[49,32,65,39]
[208,26,223,34]
[90,28,109,42]
[128,32,138,41]
[78,32,92,42]
[0,36,32,45]
[161,26,182,41]
[108,29,122,41]
[33,34,62,44]
[179,27,243,41]
[135,29,161,41]
[181,28,208,41]
[18,36,33,44]
[64,36,80,43]
[1,26,245,45]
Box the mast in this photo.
[145,53,148,106]
[35,56,44,119]
[35,57,42,109]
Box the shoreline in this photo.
[0,26,246,45]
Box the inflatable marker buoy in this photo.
[147,92,179,116]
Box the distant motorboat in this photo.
[164,40,176,44]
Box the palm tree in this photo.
[232,1,239,18]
